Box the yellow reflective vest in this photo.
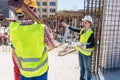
[10,22,48,77]
[76,28,94,56]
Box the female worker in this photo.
[61,15,95,80]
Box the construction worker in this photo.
[10,0,55,80]
[61,15,95,80]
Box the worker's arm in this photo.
[44,26,55,50]
[12,48,21,69]
[61,22,80,33]
[68,26,80,33]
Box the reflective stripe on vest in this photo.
[19,47,47,71]
[76,28,94,56]
[21,57,48,71]
[19,47,47,62]
[79,47,93,53]
[81,42,91,45]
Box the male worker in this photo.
[10,0,55,80]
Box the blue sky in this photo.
[58,0,84,11]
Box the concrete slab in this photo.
[0,46,14,80]
[0,44,120,80]
[48,49,79,80]
[103,71,120,80]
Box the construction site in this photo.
[0,0,120,80]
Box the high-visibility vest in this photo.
[10,22,48,77]
[76,28,94,56]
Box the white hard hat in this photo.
[82,15,93,23]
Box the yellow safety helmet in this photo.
[16,0,37,14]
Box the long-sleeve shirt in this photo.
[44,26,55,48]
[68,26,95,48]
[63,25,70,41]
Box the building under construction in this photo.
[38,0,120,73]
[43,0,120,79]
[0,0,120,80]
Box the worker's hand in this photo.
[48,42,64,51]
[44,25,55,51]
[77,43,84,48]
[47,43,55,50]
[61,22,68,28]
